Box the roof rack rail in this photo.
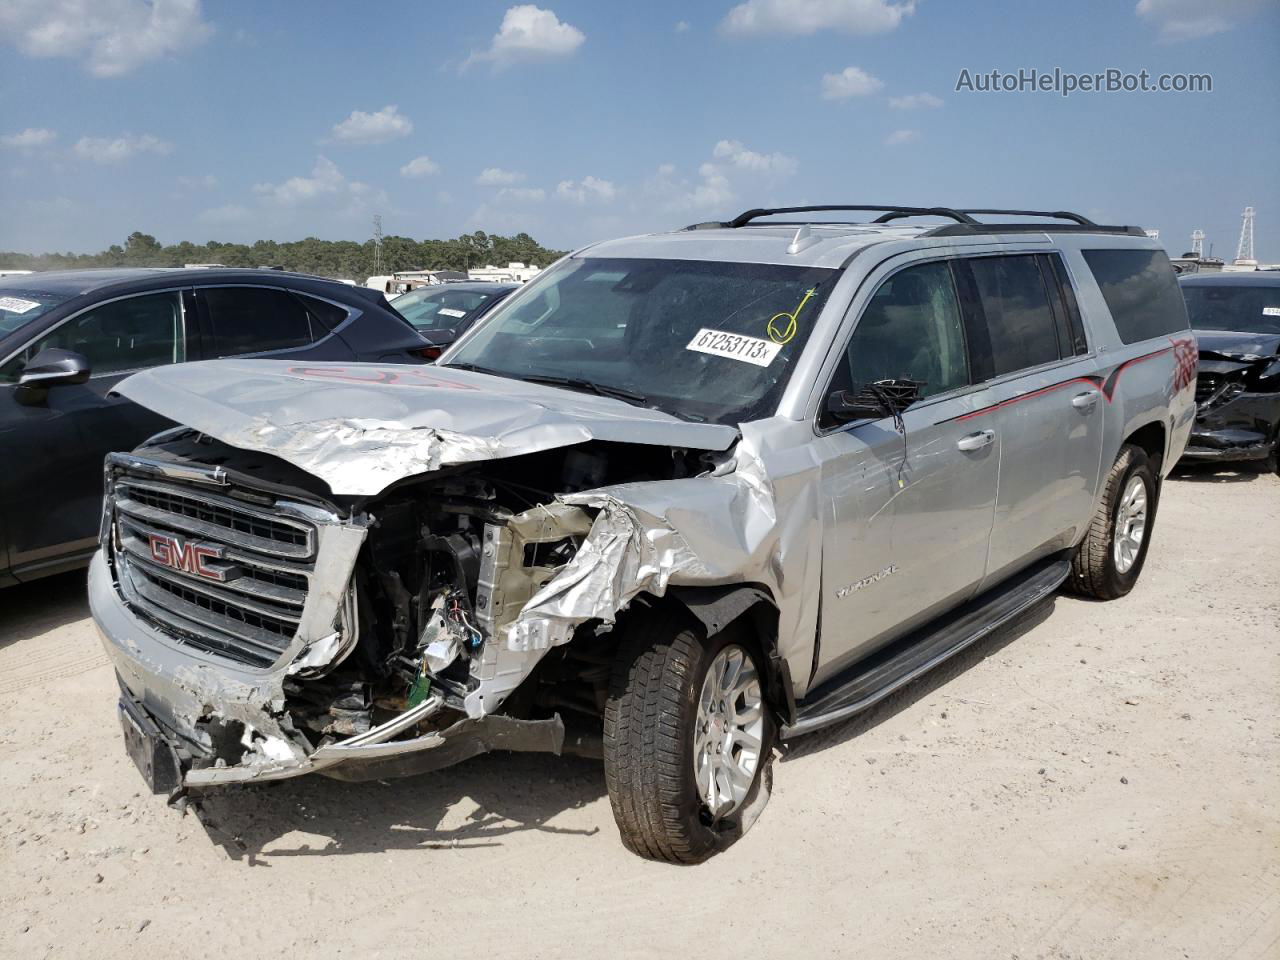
[683,205,1148,238]
[959,208,1095,225]
[685,205,979,230]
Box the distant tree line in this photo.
[0,230,569,281]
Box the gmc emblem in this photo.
[148,533,227,581]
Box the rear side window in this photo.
[200,287,315,358]
[1081,249,1189,344]
[968,255,1062,376]
[296,294,350,334]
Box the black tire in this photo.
[1068,444,1158,600]
[603,605,774,864]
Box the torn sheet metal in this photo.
[465,427,824,717]
[114,361,739,497]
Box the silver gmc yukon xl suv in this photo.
[91,206,1197,863]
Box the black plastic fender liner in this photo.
[666,584,795,725]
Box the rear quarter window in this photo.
[1081,249,1189,344]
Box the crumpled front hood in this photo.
[1193,330,1280,362]
[115,360,739,497]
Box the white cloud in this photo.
[476,167,525,185]
[0,0,213,77]
[496,186,546,202]
[884,128,920,146]
[250,157,389,222]
[712,139,798,176]
[820,66,883,100]
[1136,0,1263,41]
[330,105,412,144]
[0,127,57,148]
[73,133,172,163]
[721,0,915,36]
[466,5,585,69]
[197,203,252,224]
[400,155,441,178]
[888,92,943,109]
[675,20,690,32]
[556,175,617,203]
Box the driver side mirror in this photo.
[825,389,890,423]
[16,348,92,401]
[824,378,924,424]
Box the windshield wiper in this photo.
[516,374,650,407]
[441,363,651,408]
[439,360,518,379]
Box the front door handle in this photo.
[1071,390,1100,411]
[956,429,996,451]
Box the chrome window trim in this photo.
[0,286,190,378]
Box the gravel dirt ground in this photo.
[1,464,1276,960]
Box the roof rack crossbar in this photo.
[723,205,979,228]
[959,208,1096,226]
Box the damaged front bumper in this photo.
[90,552,565,790]
[1183,390,1280,461]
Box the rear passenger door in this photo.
[192,285,356,362]
[960,253,1103,586]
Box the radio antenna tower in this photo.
[1191,229,1204,257]
[372,213,384,274]
[1235,206,1255,263]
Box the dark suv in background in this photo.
[0,268,433,586]
[1179,272,1280,471]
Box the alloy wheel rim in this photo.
[1113,475,1148,574]
[693,645,765,819]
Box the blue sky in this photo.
[1,0,1277,261]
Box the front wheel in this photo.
[1068,444,1158,600]
[603,606,774,864]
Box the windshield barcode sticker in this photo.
[686,328,783,367]
[1263,306,1280,317]
[437,307,468,318]
[0,296,40,314]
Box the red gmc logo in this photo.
[148,533,225,581]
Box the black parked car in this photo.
[389,281,518,356]
[0,268,434,585]
[1179,272,1280,471]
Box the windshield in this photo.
[393,287,503,332]
[443,257,836,424]
[1182,283,1280,336]
[0,289,70,336]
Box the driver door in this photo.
[0,290,192,578]
[809,257,1000,685]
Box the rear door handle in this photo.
[1071,390,1100,411]
[956,429,996,451]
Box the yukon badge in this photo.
[837,564,899,599]
[147,533,231,582]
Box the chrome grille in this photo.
[110,472,317,669]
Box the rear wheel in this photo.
[1068,444,1158,600]
[603,606,774,864]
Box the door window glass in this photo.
[839,260,970,399]
[0,291,184,382]
[202,286,315,358]
[968,255,1063,376]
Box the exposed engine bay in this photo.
[101,427,726,787]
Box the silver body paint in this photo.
[91,222,1196,785]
